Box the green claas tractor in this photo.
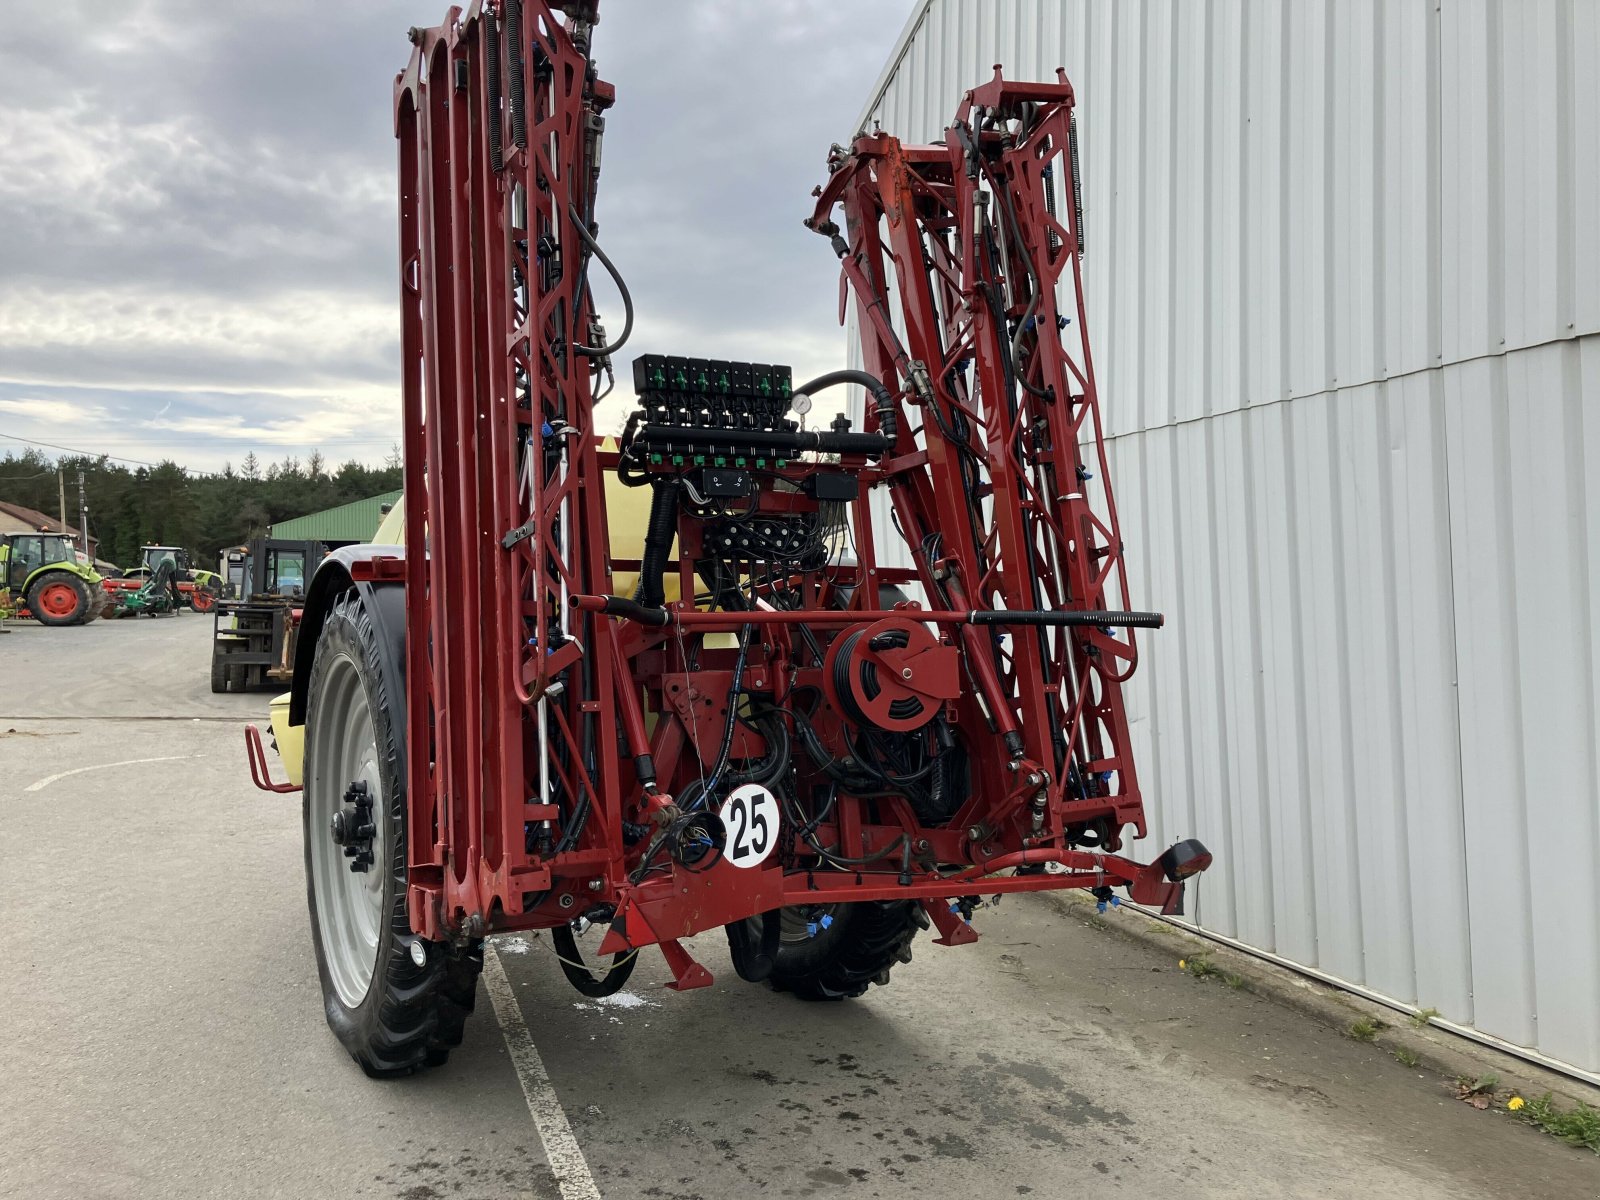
[0,532,110,626]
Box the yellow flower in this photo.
[1508,1096,1526,1111]
[1178,959,1187,970]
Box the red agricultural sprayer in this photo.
[258,0,1209,1075]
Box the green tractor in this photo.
[0,532,110,626]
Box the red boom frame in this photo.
[391,3,1205,987]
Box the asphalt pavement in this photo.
[2,614,1595,1199]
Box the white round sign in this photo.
[718,783,780,869]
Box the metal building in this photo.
[850,0,1600,1082]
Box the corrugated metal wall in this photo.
[853,0,1600,1080]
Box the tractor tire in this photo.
[303,588,480,1076]
[27,571,90,627]
[758,900,924,1001]
[210,653,228,694]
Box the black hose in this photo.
[699,623,754,800]
[726,712,791,787]
[485,13,503,172]
[506,0,526,150]
[569,204,634,358]
[793,369,898,443]
[632,479,680,608]
[1069,112,1085,255]
[552,922,637,997]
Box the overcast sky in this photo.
[0,0,915,473]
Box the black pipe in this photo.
[1069,112,1085,255]
[793,369,898,443]
[569,204,634,358]
[632,479,680,609]
[967,609,1163,629]
[506,0,526,150]
[575,595,670,627]
[485,13,503,172]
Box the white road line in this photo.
[482,944,603,1200]
[23,755,198,793]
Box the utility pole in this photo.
[77,470,89,562]
[57,468,68,535]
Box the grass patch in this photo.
[1348,1017,1385,1042]
[1180,953,1219,980]
[1409,1006,1441,1029]
[1222,972,1246,990]
[1519,1093,1600,1153]
[1393,1047,1420,1068]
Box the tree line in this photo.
[0,447,402,569]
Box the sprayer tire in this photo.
[303,588,481,1076]
[762,900,923,1001]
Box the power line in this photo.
[11,435,399,447]
[0,432,397,475]
[0,431,176,470]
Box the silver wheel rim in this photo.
[308,652,387,1008]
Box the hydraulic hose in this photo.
[505,0,526,150]
[632,478,680,609]
[485,13,503,172]
[569,204,635,358]
[793,369,898,443]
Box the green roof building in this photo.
[270,490,401,547]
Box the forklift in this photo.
[210,538,324,692]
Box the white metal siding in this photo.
[853,0,1600,1079]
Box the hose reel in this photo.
[822,617,961,733]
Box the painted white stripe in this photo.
[24,754,197,793]
[482,944,602,1200]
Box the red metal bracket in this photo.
[244,724,300,794]
[658,939,713,991]
[923,898,980,947]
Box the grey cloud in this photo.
[0,0,918,469]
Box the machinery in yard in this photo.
[0,531,111,625]
[250,0,1210,1077]
[104,545,220,614]
[211,538,323,693]
[111,558,181,619]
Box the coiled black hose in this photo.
[506,0,526,149]
[485,13,503,172]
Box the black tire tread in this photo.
[304,588,482,1077]
[768,900,922,1001]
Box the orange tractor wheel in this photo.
[28,573,90,627]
